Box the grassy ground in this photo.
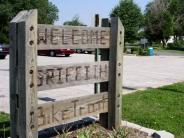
[0,112,10,137]
[56,123,149,138]
[158,49,184,55]
[165,50,184,54]
[0,112,9,122]
[56,123,127,138]
[152,47,184,55]
[123,82,184,138]
[1,83,184,137]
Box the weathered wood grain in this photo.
[37,61,109,91]
[94,14,101,95]
[99,18,110,128]
[37,24,110,49]
[10,9,125,136]
[17,10,38,138]
[10,10,28,23]
[38,92,108,130]
[108,17,124,129]
[9,16,20,138]
[10,10,38,138]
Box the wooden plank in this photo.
[17,10,38,138]
[10,10,28,23]
[99,18,110,128]
[37,24,110,50]
[94,49,100,94]
[9,10,34,138]
[38,92,108,130]
[108,17,124,129]
[94,14,101,94]
[38,61,109,91]
[9,18,19,138]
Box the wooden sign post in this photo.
[109,17,124,129]
[10,10,38,137]
[10,9,124,138]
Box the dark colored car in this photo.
[38,49,75,57]
[0,44,9,59]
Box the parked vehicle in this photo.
[38,49,75,57]
[0,44,9,59]
[0,44,75,58]
[75,48,95,54]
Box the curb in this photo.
[121,121,174,138]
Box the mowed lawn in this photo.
[123,82,184,138]
[1,83,184,137]
[0,112,10,137]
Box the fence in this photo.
[9,9,124,138]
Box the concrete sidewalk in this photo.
[1,54,184,113]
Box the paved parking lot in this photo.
[1,54,184,113]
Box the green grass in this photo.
[57,123,127,138]
[0,112,10,137]
[1,83,184,137]
[123,82,184,138]
[0,112,9,122]
[159,49,184,54]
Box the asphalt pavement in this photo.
[1,54,184,113]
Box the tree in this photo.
[169,0,184,39]
[0,0,59,44]
[144,0,173,47]
[110,0,143,42]
[63,15,85,26]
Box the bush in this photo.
[167,40,184,50]
[138,48,149,56]
[0,112,10,137]
[131,47,139,54]
[167,43,176,49]
[151,43,162,48]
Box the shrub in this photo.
[151,43,162,48]
[138,48,149,56]
[167,43,176,49]
[131,47,139,54]
[0,112,10,137]
[167,40,184,50]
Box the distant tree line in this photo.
[110,0,184,48]
[1,0,184,48]
[110,0,143,43]
[145,0,184,47]
[63,15,85,26]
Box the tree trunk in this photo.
[174,35,177,43]
[161,39,168,48]
[161,40,165,48]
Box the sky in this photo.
[50,0,152,26]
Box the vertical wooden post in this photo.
[10,10,38,138]
[9,21,18,138]
[10,10,28,138]
[94,14,100,94]
[99,18,110,128]
[108,17,124,129]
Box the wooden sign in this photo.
[38,92,108,130]
[37,24,110,50]
[10,9,124,138]
[38,61,109,91]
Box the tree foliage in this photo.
[110,0,143,42]
[0,0,59,44]
[145,0,184,46]
[169,0,184,37]
[63,15,85,26]
[145,0,173,46]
